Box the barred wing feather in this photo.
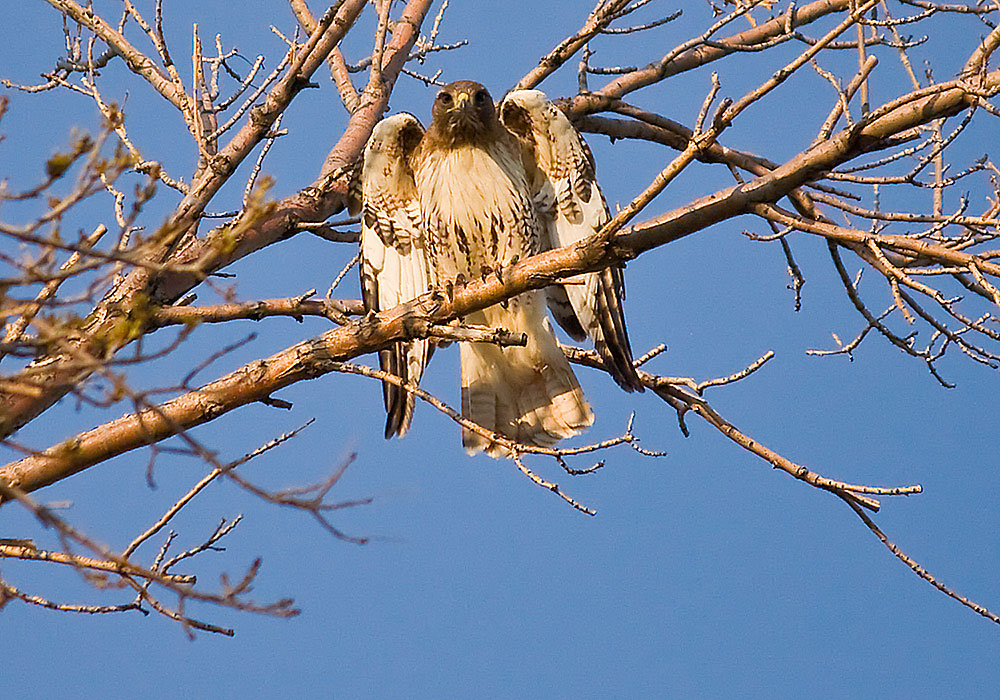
[499,90,642,392]
[357,113,434,436]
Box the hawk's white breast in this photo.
[416,142,538,281]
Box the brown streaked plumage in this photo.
[498,89,642,393]
[355,81,638,454]
[352,113,432,437]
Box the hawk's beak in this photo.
[454,92,470,110]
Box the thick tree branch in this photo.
[4,41,1000,493]
[149,296,364,328]
[624,65,1000,255]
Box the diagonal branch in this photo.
[0,0,433,441]
[44,0,187,111]
[564,0,856,115]
[514,0,633,91]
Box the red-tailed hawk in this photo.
[355,80,641,456]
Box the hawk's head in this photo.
[429,80,497,146]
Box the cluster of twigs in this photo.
[0,424,364,637]
[2,0,1000,632]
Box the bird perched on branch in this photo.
[352,80,641,456]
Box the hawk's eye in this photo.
[474,90,487,106]
[437,92,453,106]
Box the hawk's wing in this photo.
[353,113,434,436]
[499,90,642,392]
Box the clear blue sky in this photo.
[3,2,1000,698]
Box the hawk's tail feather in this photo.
[382,338,429,438]
[459,300,593,457]
[594,266,643,392]
[546,268,642,393]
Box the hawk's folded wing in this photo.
[352,113,434,436]
[499,90,642,392]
